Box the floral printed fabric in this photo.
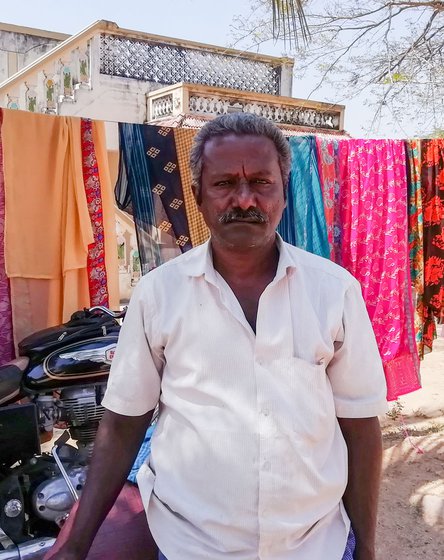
[405,141,425,356]
[420,139,444,353]
[0,109,14,363]
[337,139,420,401]
[315,137,340,262]
[81,119,109,307]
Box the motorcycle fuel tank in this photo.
[23,336,118,391]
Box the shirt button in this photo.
[263,461,271,471]
[262,408,270,416]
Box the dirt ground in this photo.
[378,329,444,559]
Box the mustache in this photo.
[218,208,269,224]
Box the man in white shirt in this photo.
[56,113,387,560]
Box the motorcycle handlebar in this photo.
[88,306,127,319]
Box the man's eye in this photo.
[252,179,269,184]
[214,180,231,186]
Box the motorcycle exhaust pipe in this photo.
[0,537,56,559]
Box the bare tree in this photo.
[233,1,444,134]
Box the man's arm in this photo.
[47,408,154,560]
[338,416,383,560]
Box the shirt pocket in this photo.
[270,356,336,443]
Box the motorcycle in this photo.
[0,306,125,559]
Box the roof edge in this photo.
[0,20,117,92]
[0,21,70,41]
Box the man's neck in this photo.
[210,236,280,285]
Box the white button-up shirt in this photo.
[103,236,387,560]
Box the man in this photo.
[54,113,387,560]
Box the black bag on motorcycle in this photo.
[18,309,120,364]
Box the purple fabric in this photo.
[158,527,356,560]
[0,109,14,365]
[342,526,356,560]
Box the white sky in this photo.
[0,0,419,137]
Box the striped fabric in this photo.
[116,123,162,274]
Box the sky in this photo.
[0,0,418,137]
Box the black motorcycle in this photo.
[0,307,125,559]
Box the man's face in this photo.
[196,134,286,251]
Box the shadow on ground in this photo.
[377,420,444,559]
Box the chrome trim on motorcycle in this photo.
[51,438,79,502]
[0,537,56,559]
[0,546,18,560]
[88,306,127,319]
[0,527,15,553]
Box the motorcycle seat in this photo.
[0,363,23,405]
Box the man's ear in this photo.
[192,183,202,207]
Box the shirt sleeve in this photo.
[327,278,388,418]
[102,277,163,416]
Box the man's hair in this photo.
[189,113,291,201]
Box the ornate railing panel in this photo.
[148,85,344,132]
[99,34,281,95]
[189,95,341,129]
[151,93,174,119]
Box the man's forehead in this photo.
[203,133,274,150]
[202,134,280,167]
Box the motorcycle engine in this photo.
[35,384,106,461]
[32,465,87,526]
[26,385,106,525]
[59,385,107,460]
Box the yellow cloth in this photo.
[2,109,94,344]
[174,128,209,247]
[3,110,93,278]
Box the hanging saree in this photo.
[81,118,110,307]
[2,110,93,344]
[117,124,207,274]
[89,120,120,311]
[405,140,425,356]
[315,137,340,262]
[0,109,14,364]
[279,136,330,259]
[174,128,208,247]
[142,125,192,253]
[116,122,162,275]
[420,139,444,352]
[338,139,420,401]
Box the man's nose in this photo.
[233,180,256,209]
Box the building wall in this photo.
[0,25,67,83]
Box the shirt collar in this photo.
[180,233,297,282]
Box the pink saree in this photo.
[338,139,421,400]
